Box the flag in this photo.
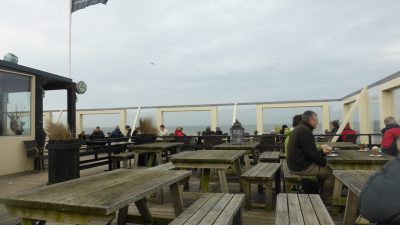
[71,0,108,13]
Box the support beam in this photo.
[232,103,238,124]
[333,87,368,143]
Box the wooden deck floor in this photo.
[0,163,344,225]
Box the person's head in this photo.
[205,127,211,132]
[302,110,318,129]
[95,126,100,131]
[115,125,120,130]
[80,131,85,135]
[216,127,221,131]
[160,124,165,130]
[384,116,397,126]
[281,125,288,130]
[292,114,303,127]
[345,122,351,129]
[331,120,340,129]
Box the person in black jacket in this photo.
[287,110,334,205]
[359,137,400,225]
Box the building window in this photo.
[0,71,31,136]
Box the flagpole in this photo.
[68,0,72,79]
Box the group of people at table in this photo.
[285,110,400,225]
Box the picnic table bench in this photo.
[258,151,281,163]
[276,193,335,225]
[241,163,280,211]
[333,170,376,225]
[110,152,135,169]
[169,193,244,225]
[213,141,260,168]
[171,150,246,193]
[0,169,191,225]
[282,159,317,193]
[129,142,184,167]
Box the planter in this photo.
[47,140,81,184]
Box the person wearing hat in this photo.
[125,125,132,137]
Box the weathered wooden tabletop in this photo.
[333,170,375,196]
[317,142,360,150]
[213,141,260,150]
[170,150,246,164]
[0,169,191,216]
[327,150,394,170]
[332,170,376,225]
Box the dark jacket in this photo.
[111,129,123,138]
[287,122,327,171]
[359,156,400,225]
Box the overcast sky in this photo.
[1,0,400,127]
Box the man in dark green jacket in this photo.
[287,110,334,205]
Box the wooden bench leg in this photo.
[135,198,154,224]
[343,191,358,225]
[265,181,273,211]
[243,180,252,209]
[332,178,343,205]
[200,168,211,193]
[169,182,184,216]
[217,169,229,193]
[156,152,162,166]
[133,153,140,167]
[244,154,251,169]
[117,205,128,225]
[233,159,243,192]
[122,159,128,168]
[233,205,243,225]
[112,160,118,170]
[147,154,155,167]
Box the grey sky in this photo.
[1,0,400,127]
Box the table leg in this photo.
[169,182,184,216]
[243,180,251,209]
[200,168,211,193]
[252,149,258,164]
[265,181,273,211]
[244,154,251,169]
[116,206,128,225]
[147,154,155,167]
[135,198,154,224]
[343,191,359,225]
[156,152,163,166]
[217,169,229,193]
[234,159,243,192]
[176,146,181,153]
[133,153,139,167]
[332,178,343,206]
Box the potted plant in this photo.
[135,117,158,144]
[45,121,81,184]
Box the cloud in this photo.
[1,0,400,112]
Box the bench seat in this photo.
[282,160,317,192]
[276,193,334,225]
[258,151,281,163]
[241,163,280,211]
[169,193,244,225]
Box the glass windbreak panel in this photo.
[0,72,31,136]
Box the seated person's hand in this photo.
[321,144,332,155]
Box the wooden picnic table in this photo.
[170,150,246,193]
[327,150,394,170]
[213,141,260,168]
[129,142,184,167]
[317,142,360,150]
[0,168,191,225]
[332,170,376,225]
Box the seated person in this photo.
[287,110,334,205]
[339,122,357,143]
[359,137,400,224]
[159,124,169,136]
[380,116,400,156]
[202,127,214,136]
[125,125,132,137]
[110,125,123,138]
[215,127,223,135]
[90,126,105,139]
[174,127,185,136]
